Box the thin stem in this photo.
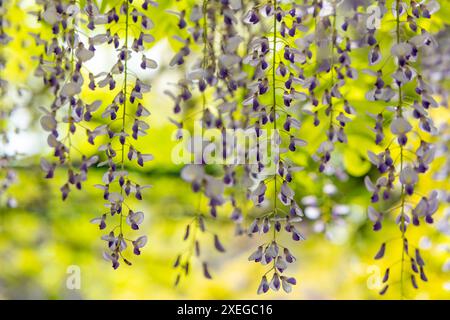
[396,0,406,300]
[272,0,278,235]
[399,149,406,298]
[119,0,130,236]
[202,0,208,121]
[328,1,337,131]
[67,31,75,169]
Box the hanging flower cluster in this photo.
[86,0,157,268]
[416,26,450,277]
[308,0,360,173]
[364,0,441,296]
[168,0,238,283]
[32,0,157,268]
[239,0,363,295]
[241,0,319,294]
[31,0,99,200]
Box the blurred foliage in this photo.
[0,0,449,299]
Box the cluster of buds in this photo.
[249,241,297,294]
[173,212,227,284]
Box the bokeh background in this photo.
[0,0,449,299]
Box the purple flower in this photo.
[374,242,386,260]
[103,252,120,270]
[270,273,281,291]
[257,276,269,294]
[132,236,148,255]
[202,262,212,279]
[214,234,226,252]
[126,211,144,230]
